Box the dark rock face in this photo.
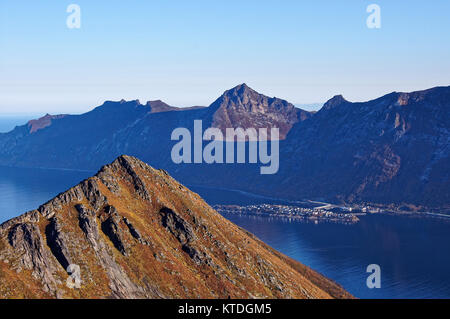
[0,156,352,299]
[160,207,196,245]
[77,204,100,249]
[123,217,143,242]
[8,223,58,294]
[101,206,129,256]
[45,218,72,270]
[159,207,210,265]
[274,86,450,206]
[115,156,151,201]
[75,204,144,298]
[80,179,108,211]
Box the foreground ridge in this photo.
[0,155,352,299]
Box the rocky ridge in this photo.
[0,156,351,299]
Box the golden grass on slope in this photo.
[0,156,352,299]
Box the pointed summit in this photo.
[235,82,249,89]
[207,84,310,139]
[230,83,250,90]
[225,83,253,94]
[322,95,349,110]
[220,83,263,103]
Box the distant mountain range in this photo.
[0,84,448,208]
[0,156,350,298]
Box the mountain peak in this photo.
[230,82,250,91]
[102,155,153,176]
[224,83,257,98]
[230,83,250,90]
[110,154,140,167]
[207,84,307,139]
[0,155,351,299]
[322,95,349,110]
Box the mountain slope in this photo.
[0,85,448,208]
[0,156,351,299]
[275,86,450,207]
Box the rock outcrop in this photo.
[207,83,310,139]
[0,156,351,299]
[27,114,67,134]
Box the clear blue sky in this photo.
[0,0,449,114]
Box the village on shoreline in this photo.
[214,200,450,225]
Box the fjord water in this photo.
[221,213,450,299]
[0,166,92,222]
[1,167,450,299]
[0,115,41,133]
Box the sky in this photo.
[0,0,449,114]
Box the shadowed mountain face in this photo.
[0,156,351,299]
[0,85,448,208]
[276,86,450,207]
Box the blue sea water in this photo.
[220,213,450,299]
[0,166,449,299]
[0,166,92,222]
[0,115,42,133]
